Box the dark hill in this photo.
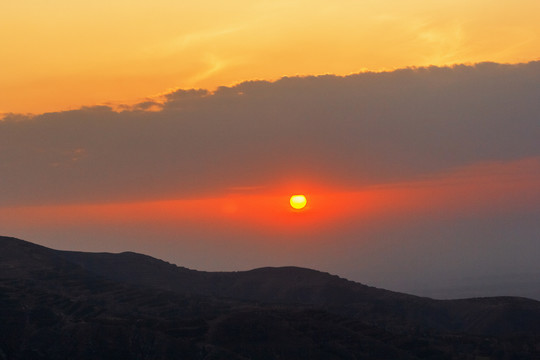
[1,235,540,359]
[59,248,411,305]
[58,243,540,335]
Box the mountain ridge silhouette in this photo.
[2,235,540,359]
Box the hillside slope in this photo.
[1,235,540,359]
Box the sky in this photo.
[1,1,540,298]
[2,0,540,115]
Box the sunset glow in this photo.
[2,157,539,236]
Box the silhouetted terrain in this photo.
[1,235,540,359]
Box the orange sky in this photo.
[2,157,538,238]
[1,0,539,114]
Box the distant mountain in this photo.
[2,235,540,359]
[407,273,540,301]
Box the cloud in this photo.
[1,61,539,206]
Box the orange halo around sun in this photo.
[290,194,307,210]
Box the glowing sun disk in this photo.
[290,194,307,210]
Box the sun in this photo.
[290,194,307,210]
